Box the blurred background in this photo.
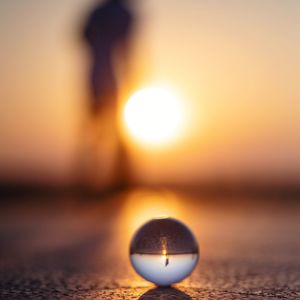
[0,0,300,194]
[1,2,300,298]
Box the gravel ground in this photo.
[0,189,299,299]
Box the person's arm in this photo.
[82,12,96,44]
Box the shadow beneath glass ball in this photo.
[139,287,191,299]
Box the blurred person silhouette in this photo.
[80,0,135,192]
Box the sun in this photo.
[123,86,185,146]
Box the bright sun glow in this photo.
[124,87,184,146]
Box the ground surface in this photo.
[0,189,299,299]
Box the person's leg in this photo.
[111,101,130,190]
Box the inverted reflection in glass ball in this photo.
[130,217,199,286]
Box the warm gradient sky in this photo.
[0,0,299,186]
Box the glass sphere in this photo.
[130,217,199,286]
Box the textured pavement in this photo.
[0,189,299,299]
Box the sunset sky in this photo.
[0,0,299,186]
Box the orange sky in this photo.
[0,0,300,186]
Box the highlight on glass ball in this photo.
[129,217,199,286]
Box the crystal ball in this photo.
[129,217,199,286]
